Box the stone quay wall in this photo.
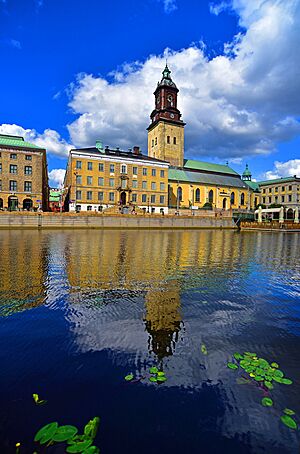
[240,221,300,231]
[0,212,236,230]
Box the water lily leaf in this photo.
[284,408,296,416]
[84,417,100,440]
[280,415,298,430]
[32,393,47,405]
[264,381,274,390]
[258,359,269,369]
[149,367,158,374]
[274,370,284,378]
[157,376,167,382]
[233,353,244,360]
[201,344,208,355]
[244,352,256,357]
[83,447,100,454]
[255,368,264,375]
[227,362,238,370]
[281,378,293,385]
[262,397,273,407]
[249,373,255,378]
[34,422,58,444]
[157,371,165,377]
[273,376,284,383]
[254,376,264,381]
[240,360,250,369]
[66,439,93,453]
[52,425,78,442]
[271,362,279,368]
[125,374,134,381]
[149,376,157,382]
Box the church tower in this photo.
[147,65,185,167]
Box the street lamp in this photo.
[147,197,150,213]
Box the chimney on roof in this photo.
[133,146,141,155]
[96,139,104,153]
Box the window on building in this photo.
[76,190,82,200]
[167,136,170,144]
[98,192,104,201]
[208,189,214,203]
[152,169,156,177]
[76,175,82,185]
[109,178,115,187]
[263,197,266,203]
[268,197,271,203]
[121,179,127,189]
[155,137,157,145]
[99,163,104,172]
[142,181,147,189]
[275,187,278,192]
[173,137,177,145]
[230,192,235,205]
[151,182,156,190]
[98,177,104,186]
[0,163,2,173]
[160,195,165,204]
[282,186,285,191]
[133,166,138,175]
[177,186,183,202]
[132,180,138,188]
[269,188,272,193]
[255,197,258,206]
[76,161,82,169]
[110,164,115,173]
[76,205,81,211]
[275,196,278,202]
[282,195,285,202]
[87,162,93,171]
[109,192,114,202]
[288,185,292,191]
[142,194,147,203]
[87,176,93,185]
[262,189,266,193]
[288,195,292,202]
[24,166,32,175]
[132,193,137,202]
[10,164,17,174]
[151,195,156,203]
[195,188,200,202]
[143,168,147,176]
[121,164,127,174]
[160,182,165,191]
[240,193,245,205]
[160,170,165,178]
[25,155,32,161]
[152,139,154,147]
[87,205,92,211]
[0,180,2,190]
[24,181,32,192]
[10,154,17,160]
[9,180,17,191]
[87,191,92,200]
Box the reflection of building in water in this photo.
[0,231,48,316]
[144,283,182,360]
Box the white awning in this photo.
[254,208,281,214]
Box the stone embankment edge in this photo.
[0,213,236,230]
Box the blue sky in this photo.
[1,0,300,186]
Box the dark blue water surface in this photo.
[0,230,300,454]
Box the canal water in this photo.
[0,230,299,453]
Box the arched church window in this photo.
[208,190,214,203]
[230,192,235,205]
[177,186,182,202]
[167,136,170,144]
[241,193,245,205]
[195,188,200,202]
[173,137,176,145]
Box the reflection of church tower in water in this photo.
[144,281,183,361]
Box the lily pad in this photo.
[84,417,100,440]
[52,425,78,442]
[32,393,47,405]
[280,415,298,430]
[261,397,273,407]
[149,376,157,383]
[157,376,167,382]
[124,374,134,381]
[274,369,284,378]
[149,367,158,374]
[244,352,256,357]
[34,422,58,444]
[67,439,93,453]
[233,352,244,360]
[264,381,274,390]
[254,376,264,381]
[227,362,238,370]
[271,362,279,368]
[284,408,295,416]
[157,371,165,377]
[83,447,100,454]
[281,378,293,385]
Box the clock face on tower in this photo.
[167,94,173,106]
[170,113,175,119]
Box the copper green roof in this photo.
[169,168,248,189]
[0,134,43,150]
[258,176,300,186]
[183,159,239,175]
[243,164,252,176]
[244,180,260,192]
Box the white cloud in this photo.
[263,159,300,180]
[0,124,72,157]
[209,1,230,16]
[160,0,177,14]
[0,38,21,49]
[48,169,66,188]
[67,0,300,160]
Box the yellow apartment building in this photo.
[0,134,48,211]
[63,143,169,213]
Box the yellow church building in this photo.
[148,65,253,211]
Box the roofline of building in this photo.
[258,176,300,186]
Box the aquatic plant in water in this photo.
[32,393,47,405]
[227,352,298,430]
[34,417,100,453]
[124,366,167,384]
